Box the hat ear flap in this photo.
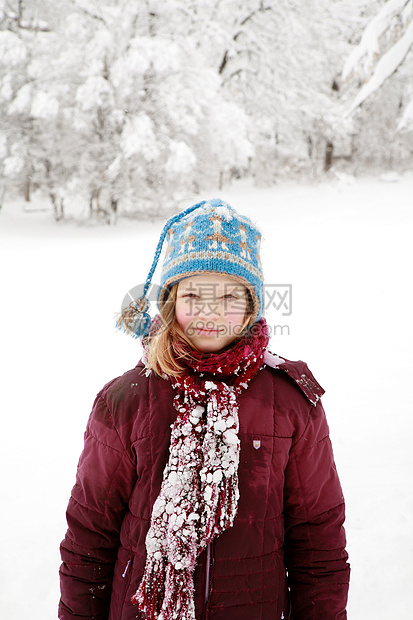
[246,290,254,315]
[116,200,208,339]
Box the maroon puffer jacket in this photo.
[59,355,349,620]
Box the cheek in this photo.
[175,301,192,330]
[224,304,248,327]
[226,313,246,328]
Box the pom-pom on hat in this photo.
[116,198,264,338]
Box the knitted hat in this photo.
[117,198,263,338]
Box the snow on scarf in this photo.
[132,318,269,619]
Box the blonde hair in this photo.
[146,282,255,377]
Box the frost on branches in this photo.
[1,0,412,220]
[1,0,256,220]
[342,0,413,121]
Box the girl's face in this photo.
[175,274,249,353]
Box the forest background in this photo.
[1,2,413,619]
[1,0,413,222]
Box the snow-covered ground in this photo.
[1,174,412,619]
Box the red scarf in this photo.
[133,319,269,619]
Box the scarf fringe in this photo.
[133,559,195,620]
[160,565,195,620]
[131,556,166,619]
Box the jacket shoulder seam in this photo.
[92,393,135,467]
[85,427,124,455]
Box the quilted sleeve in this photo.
[58,389,138,620]
[283,400,350,619]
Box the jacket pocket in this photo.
[109,551,135,620]
[120,556,133,609]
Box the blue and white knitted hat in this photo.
[118,198,264,338]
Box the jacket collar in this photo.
[264,350,324,406]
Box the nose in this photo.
[194,299,220,320]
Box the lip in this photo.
[193,327,222,336]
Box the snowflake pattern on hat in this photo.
[159,199,263,323]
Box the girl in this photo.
[59,198,350,620]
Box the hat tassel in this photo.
[115,200,209,340]
[115,297,151,339]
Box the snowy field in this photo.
[1,174,412,619]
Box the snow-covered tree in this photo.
[342,0,413,128]
[2,0,411,221]
[201,0,367,180]
[0,0,73,214]
[338,0,413,171]
[12,0,254,220]
[0,0,35,200]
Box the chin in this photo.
[191,336,233,353]
[195,342,225,353]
